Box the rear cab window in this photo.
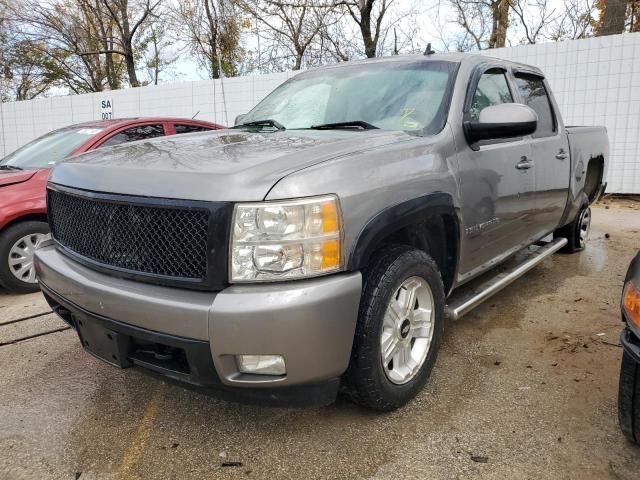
[174,124,213,134]
[514,74,556,138]
[101,124,165,147]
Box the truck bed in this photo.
[566,125,609,200]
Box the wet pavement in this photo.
[1,203,639,480]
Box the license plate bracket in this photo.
[76,316,132,368]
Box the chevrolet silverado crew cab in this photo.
[34,54,608,411]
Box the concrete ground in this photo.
[1,202,639,480]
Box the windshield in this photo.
[240,60,458,134]
[0,127,103,169]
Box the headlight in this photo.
[623,281,640,330]
[230,195,342,282]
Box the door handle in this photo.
[516,156,533,170]
[556,149,568,160]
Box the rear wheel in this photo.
[342,245,445,411]
[0,221,50,293]
[555,203,591,253]
[618,349,640,444]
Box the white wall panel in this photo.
[1,32,639,192]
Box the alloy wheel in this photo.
[8,233,50,284]
[380,276,435,385]
[578,206,591,249]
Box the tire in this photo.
[0,221,50,294]
[342,245,446,411]
[618,349,640,444]
[554,203,591,253]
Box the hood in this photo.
[0,170,37,187]
[48,129,413,201]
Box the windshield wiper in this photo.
[234,119,286,131]
[309,121,379,131]
[0,164,24,171]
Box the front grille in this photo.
[47,188,211,281]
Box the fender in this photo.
[347,192,461,292]
[557,155,605,229]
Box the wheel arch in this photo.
[584,155,605,203]
[347,192,460,294]
[1,213,49,233]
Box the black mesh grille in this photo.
[47,189,210,280]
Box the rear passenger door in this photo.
[100,124,166,148]
[513,72,570,235]
[456,67,535,278]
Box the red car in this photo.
[0,117,224,293]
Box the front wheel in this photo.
[0,221,50,293]
[555,203,591,253]
[342,245,446,411]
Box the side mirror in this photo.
[234,114,246,126]
[464,103,537,144]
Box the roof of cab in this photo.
[303,52,544,77]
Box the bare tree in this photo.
[82,0,124,90]
[172,0,243,79]
[11,0,157,91]
[9,0,125,93]
[546,0,597,40]
[314,0,423,62]
[317,6,355,62]
[449,0,511,49]
[0,37,60,100]
[139,22,178,84]
[509,0,558,44]
[98,0,162,87]
[450,0,490,49]
[340,0,395,58]
[240,0,330,71]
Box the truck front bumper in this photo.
[621,327,640,365]
[34,244,362,407]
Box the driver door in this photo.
[456,67,535,280]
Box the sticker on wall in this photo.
[100,98,114,120]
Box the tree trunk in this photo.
[124,49,139,87]
[153,35,159,85]
[488,0,509,48]
[629,0,639,32]
[105,53,119,90]
[600,0,627,35]
[117,0,140,87]
[359,3,376,58]
[204,0,220,79]
[209,36,220,79]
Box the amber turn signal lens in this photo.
[623,281,640,328]
[321,239,340,269]
[321,201,339,234]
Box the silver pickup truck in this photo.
[34,53,608,411]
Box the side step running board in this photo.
[445,237,568,321]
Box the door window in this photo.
[174,124,212,134]
[514,74,556,138]
[469,71,513,121]
[101,124,165,147]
